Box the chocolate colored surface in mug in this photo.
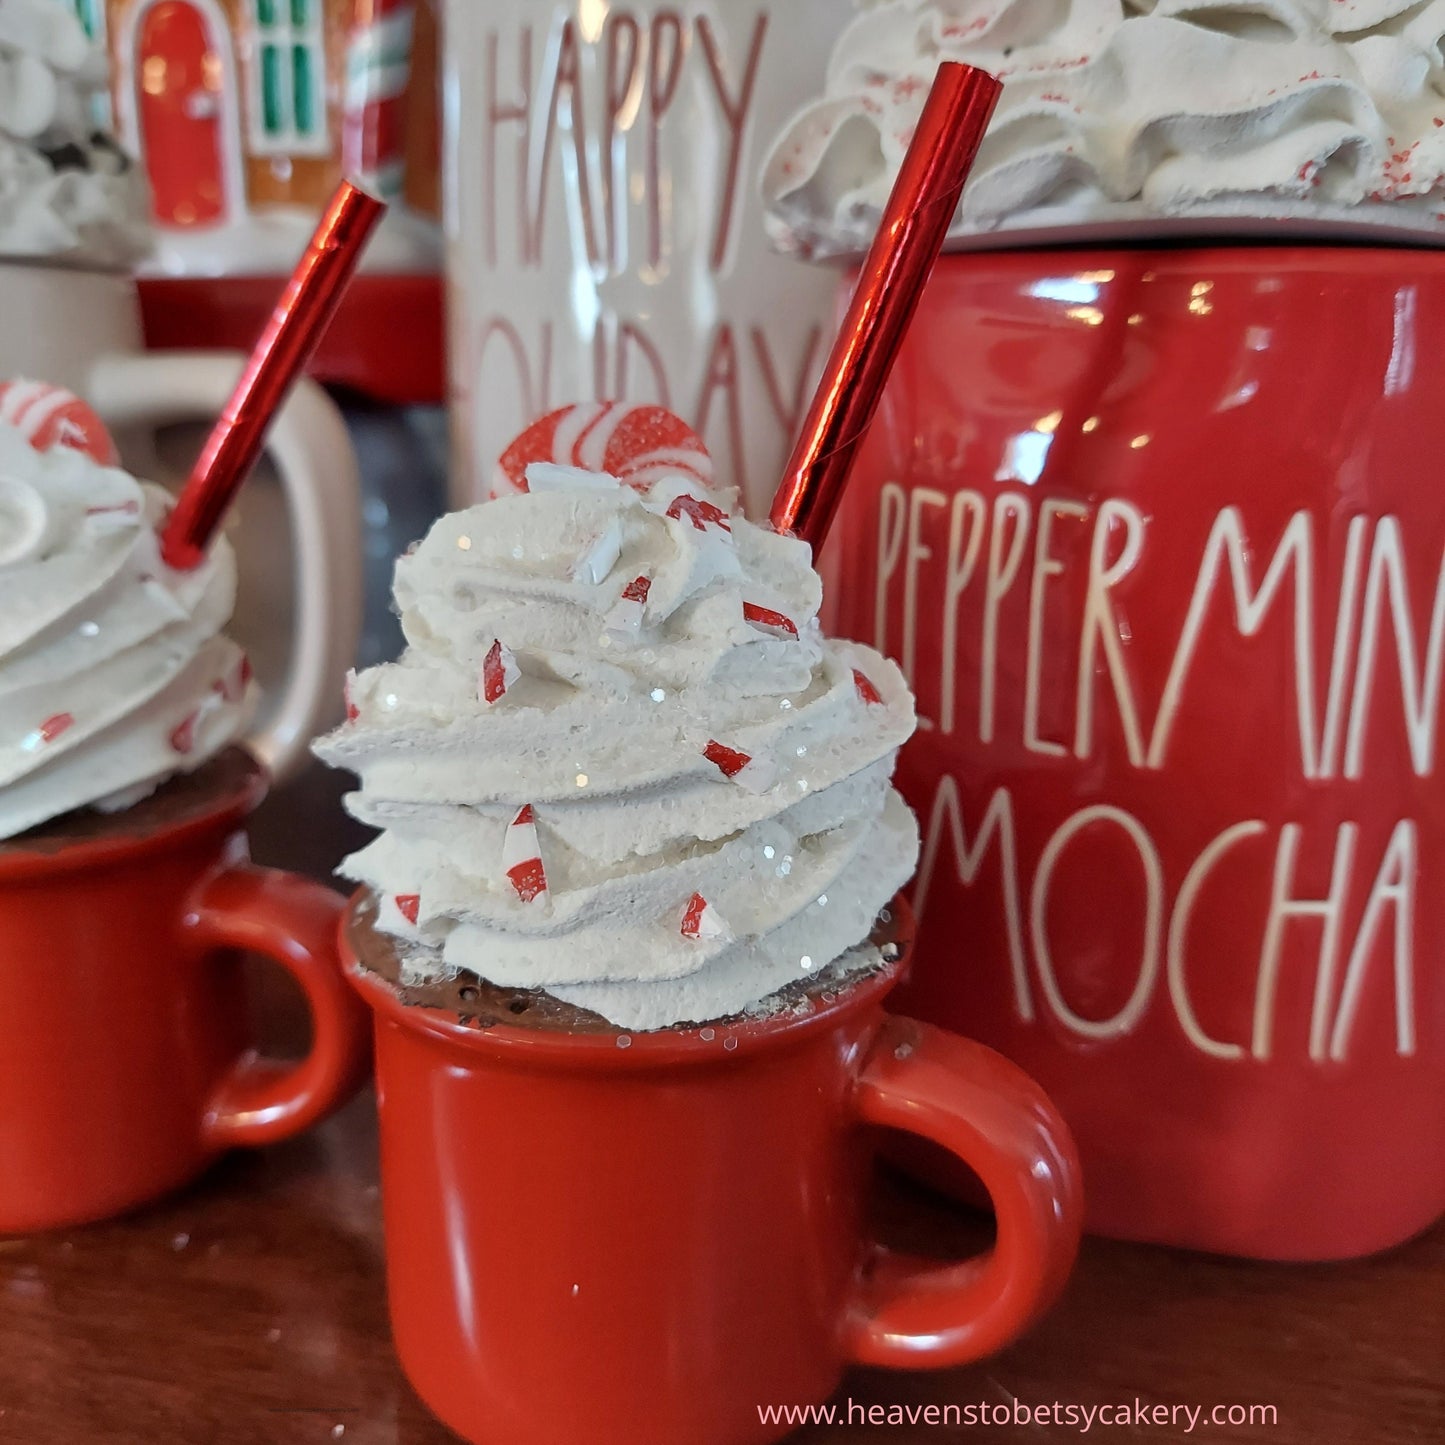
[0,748,263,856]
[347,890,904,1035]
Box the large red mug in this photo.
[342,892,1082,1445]
[822,246,1445,1261]
[0,749,371,1234]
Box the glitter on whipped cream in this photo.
[0,425,253,840]
[762,0,1445,258]
[316,461,920,1032]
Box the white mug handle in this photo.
[84,350,362,785]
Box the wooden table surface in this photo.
[2,767,1441,1445]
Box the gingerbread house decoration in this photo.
[66,0,439,272]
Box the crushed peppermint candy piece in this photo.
[480,639,520,705]
[344,670,360,722]
[642,480,734,566]
[0,380,118,464]
[492,402,714,499]
[681,892,732,942]
[743,602,798,639]
[140,574,192,623]
[38,713,73,742]
[853,669,884,706]
[525,462,622,492]
[214,654,252,704]
[169,697,220,753]
[703,740,751,777]
[604,574,652,638]
[168,710,200,754]
[504,804,549,905]
[169,666,242,752]
[571,517,623,585]
[83,500,142,532]
[23,713,74,750]
[395,894,421,925]
[702,740,776,794]
[665,492,732,535]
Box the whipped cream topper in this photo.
[763,0,1445,257]
[317,417,920,1031]
[0,423,253,840]
[0,0,150,266]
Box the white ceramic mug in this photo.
[0,260,361,782]
[443,0,852,517]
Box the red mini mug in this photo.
[823,246,1445,1261]
[0,751,371,1234]
[343,893,1082,1445]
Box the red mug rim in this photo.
[909,242,1445,271]
[341,889,915,1070]
[0,748,268,883]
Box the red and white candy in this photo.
[479,639,520,705]
[217,653,253,704]
[170,656,254,753]
[680,892,732,943]
[852,668,884,706]
[743,602,798,640]
[394,894,421,926]
[140,573,193,622]
[605,574,652,639]
[630,479,734,587]
[168,710,202,754]
[662,490,731,538]
[0,380,118,464]
[492,402,714,500]
[82,499,142,532]
[21,712,74,751]
[702,739,776,794]
[504,804,549,905]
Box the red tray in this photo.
[138,273,445,406]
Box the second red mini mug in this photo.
[0,751,371,1235]
[343,892,1083,1445]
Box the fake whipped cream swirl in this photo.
[764,0,1445,257]
[317,470,920,1032]
[0,426,252,840]
[0,0,150,265]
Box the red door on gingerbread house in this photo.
[128,0,241,226]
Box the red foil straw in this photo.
[769,63,1001,549]
[161,181,387,570]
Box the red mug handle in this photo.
[846,1015,1083,1369]
[183,863,371,1150]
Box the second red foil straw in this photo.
[769,63,1002,550]
[161,181,387,571]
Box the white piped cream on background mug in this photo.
[0,423,252,840]
[764,0,1445,254]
